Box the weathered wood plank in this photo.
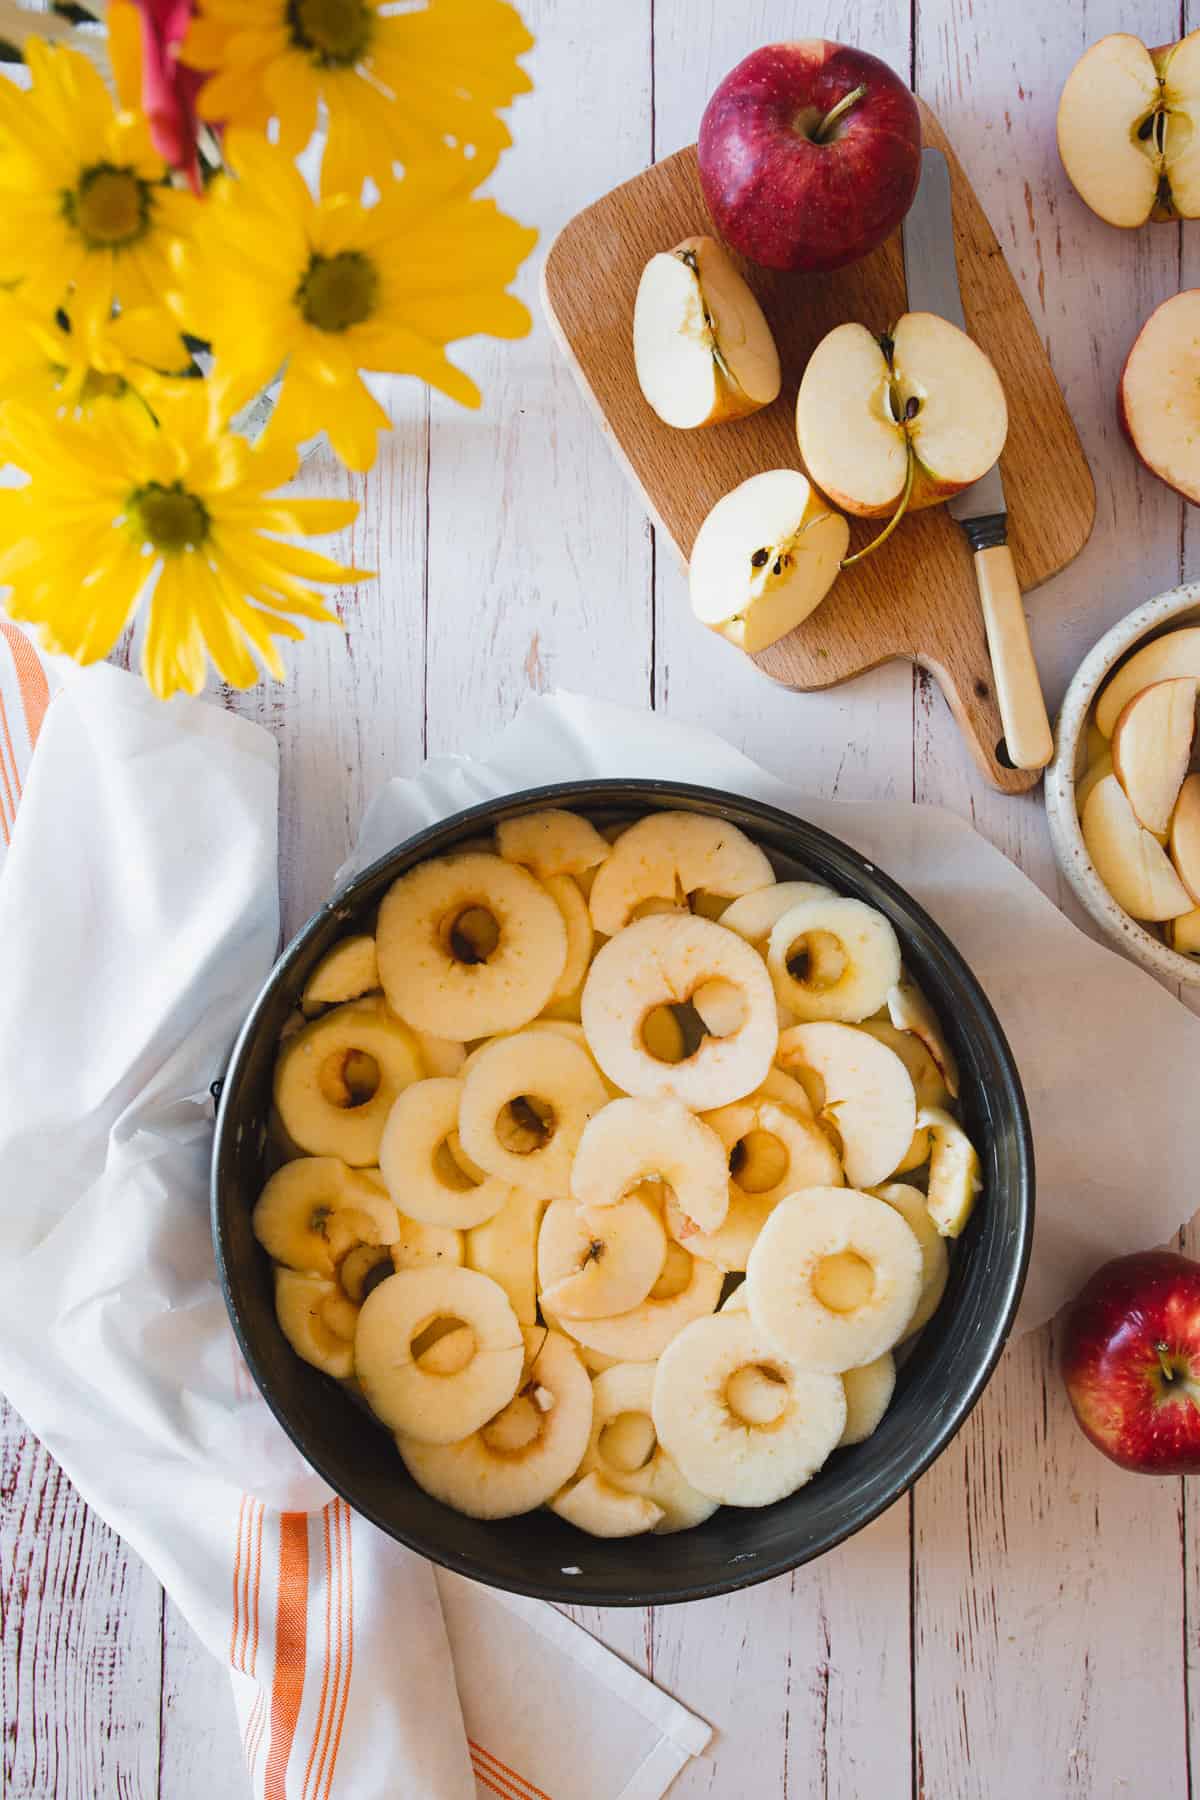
[913,4,1190,1796]
[0,1398,163,1799]
[158,1599,246,1799]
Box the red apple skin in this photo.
[698,41,922,274]
[1061,1251,1200,1474]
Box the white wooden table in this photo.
[4,0,1200,1792]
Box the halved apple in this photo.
[688,469,849,653]
[1075,750,1114,817]
[1170,773,1200,903]
[1119,293,1200,504]
[1081,772,1193,921]
[1167,907,1200,953]
[1057,31,1200,229]
[1095,626,1200,735]
[633,235,781,430]
[795,312,1008,519]
[1110,676,1196,836]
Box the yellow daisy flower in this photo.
[0,387,370,699]
[182,0,533,197]
[0,294,192,420]
[0,7,197,319]
[171,132,536,472]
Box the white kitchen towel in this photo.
[343,690,1200,1333]
[0,659,711,1800]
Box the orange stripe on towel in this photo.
[470,1741,552,1800]
[263,1513,309,1800]
[0,621,49,751]
[301,1505,337,1800]
[229,1495,248,1669]
[320,1499,354,1799]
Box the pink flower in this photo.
[130,0,205,192]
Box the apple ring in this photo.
[397,1327,594,1519]
[544,873,594,999]
[548,1242,723,1363]
[253,1156,401,1276]
[376,852,568,1040]
[496,809,611,879]
[767,896,902,1024]
[458,1029,609,1197]
[588,811,774,936]
[720,881,836,947]
[581,914,776,1110]
[652,1312,847,1507]
[538,1191,667,1319]
[745,1187,923,1374]
[572,1096,730,1233]
[355,1264,524,1444]
[273,998,424,1166]
[379,1076,511,1229]
[667,1097,843,1271]
[579,1361,718,1532]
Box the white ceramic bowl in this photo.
[1045,582,1200,985]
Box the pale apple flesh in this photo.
[1110,675,1197,837]
[1095,625,1200,736]
[1056,29,1200,228]
[1119,292,1200,505]
[688,468,849,653]
[1056,35,1162,227]
[795,311,1008,518]
[1167,906,1200,953]
[1081,771,1193,922]
[1170,773,1200,903]
[633,236,781,430]
[1075,749,1113,817]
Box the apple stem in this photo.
[840,446,915,570]
[814,84,868,143]
[1157,1342,1177,1383]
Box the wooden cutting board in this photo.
[541,102,1095,794]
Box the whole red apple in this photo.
[1061,1250,1200,1474]
[697,41,922,273]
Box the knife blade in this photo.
[902,147,1052,772]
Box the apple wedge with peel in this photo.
[1119,293,1200,504]
[633,235,781,430]
[1095,626,1200,735]
[1057,31,1200,229]
[795,313,1008,526]
[1170,774,1200,903]
[688,469,850,653]
[1081,772,1193,921]
[1110,676,1197,837]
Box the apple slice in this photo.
[1119,293,1200,504]
[1081,772,1193,921]
[1075,750,1114,817]
[918,1106,981,1238]
[885,978,960,1099]
[688,469,849,653]
[777,1020,916,1189]
[1057,35,1163,228]
[633,235,781,430]
[1170,773,1200,902]
[1167,907,1200,953]
[1095,625,1200,735]
[796,312,1008,519]
[1110,676,1196,836]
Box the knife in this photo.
[902,148,1053,773]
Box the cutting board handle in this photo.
[920,652,1043,795]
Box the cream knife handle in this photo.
[973,542,1053,772]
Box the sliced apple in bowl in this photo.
[795,311,1008,520]
[633,235,781,430]
[1094,624,1200,735]
[1110,675,1196,836]
[1170,774,1200,903]
[1081,772,1193,921]
[688,469,849,653]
